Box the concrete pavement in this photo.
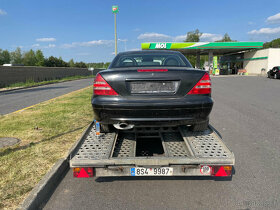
[0,78,93,115]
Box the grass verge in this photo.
[0,86,93,209]
[0,75,93,91]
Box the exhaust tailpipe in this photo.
[113,122,134,130]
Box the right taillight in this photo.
[211,166,232,177]
[93,73,118,96]
[187,73,211,95]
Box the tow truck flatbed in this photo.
[70,123,235,177]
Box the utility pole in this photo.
[124,39,127,51]
[112,6,119,56]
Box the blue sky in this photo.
[0,0,280,62]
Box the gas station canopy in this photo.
[141,42,263,55]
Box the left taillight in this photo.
[187,72,211,95]
[93,73,118,96]
[73,167,94,178]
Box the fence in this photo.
[0,66,93,87]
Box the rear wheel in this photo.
[191,120,209,132]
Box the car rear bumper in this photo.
[92,96,213,126]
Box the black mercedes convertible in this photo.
[92,50,213,132]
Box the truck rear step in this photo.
[70,124,235,177]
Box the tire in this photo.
[100,124,111,133]
[191,120,209,132]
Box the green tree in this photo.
[69,59,75,67]
[216,33,235,42]
[10,47,23,64]
[185,29,202,42]
[44,56,58,67]
[58,57,63,67]
[35,50,45,66]
[0,49,11,65]
[87,62,111,69]
[183,29,203,67]
[23,49,37,66]
[104,62,110,68]
[263,38,280,48]
[44,56,69,67]
[75,61,87,68]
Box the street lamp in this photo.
[112,5,119,56]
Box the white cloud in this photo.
[266,13,280,24]
[128,48,140,51]
[174,33,223,42]
[61,43,74,48]
[36,37,56,42]
[248,27,280,35]
[200,33,223,42]
[137,32,172,41]
[174,34,187,42]
[133,28,140,32]
[248,21,255,25]
[118,38,128,42]
[0,9,7,16]
[32,43,56,49]
[47,44,56,48]
[61,40,113,48]
[79,40,113,47]
[32,44,40,48]
[138,32,223,42]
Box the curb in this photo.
[18,122,94,210]
[0,77,93,94]
[18,159,69,210]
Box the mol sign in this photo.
[112,5,119,13]
[155,43,167,49]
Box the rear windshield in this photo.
[110,52,192,68]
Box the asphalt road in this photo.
[0,78,93,115]
[44,76,280,210]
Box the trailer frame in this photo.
[70,122,235,177]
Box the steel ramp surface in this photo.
[70,124,234,167]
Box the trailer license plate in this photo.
[131,167,173,176]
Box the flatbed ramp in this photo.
[70,124,235,177]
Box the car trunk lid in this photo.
[99,67,207,97]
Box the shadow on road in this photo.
[95,175,233,182]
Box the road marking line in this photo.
[5,86,92,116]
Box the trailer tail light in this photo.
[187,73,211,95]
[93,73,118,95]
[137,69,168,72]
[211,166,232,177]
[73,167,94,178]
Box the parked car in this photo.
[267,66,280,79]
[92,50,213,132]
